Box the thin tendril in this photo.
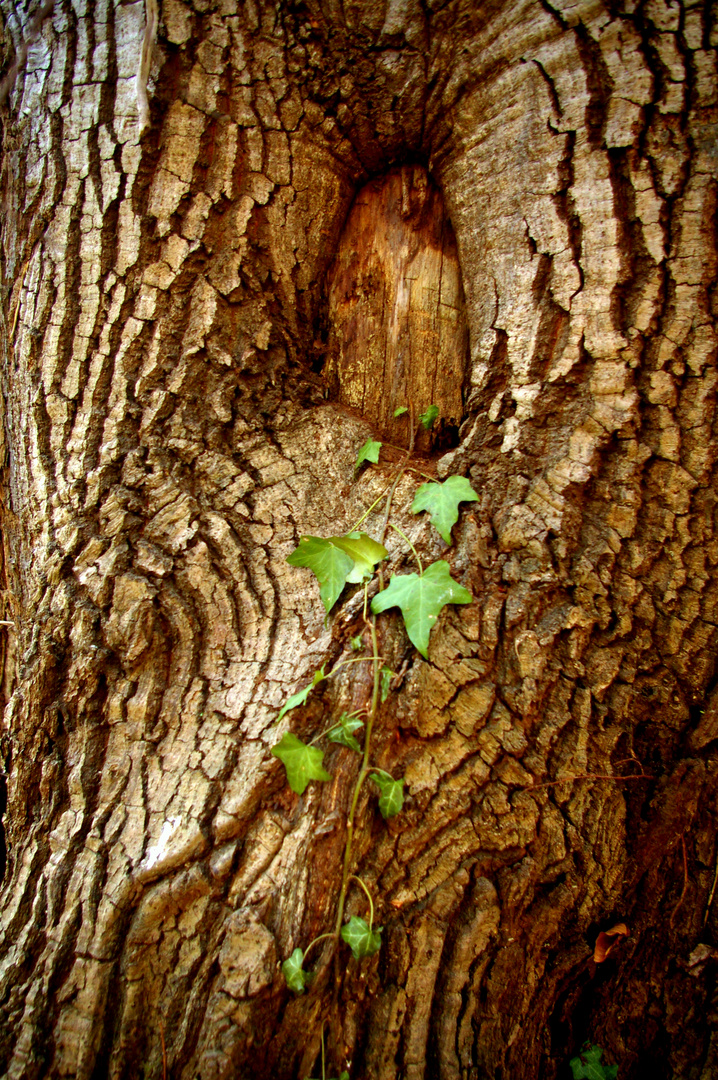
[303,932,336,964]
[387,521,423,574]
[348,874,375,929]
[349,482,394,532]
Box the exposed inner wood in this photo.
[327,165,467,449]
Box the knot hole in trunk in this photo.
[325,164,469,454]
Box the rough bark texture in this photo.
[0,1,717,1078]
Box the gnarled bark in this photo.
[0,1,717,1078]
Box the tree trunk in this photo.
[0,1,717,1077]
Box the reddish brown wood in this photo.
[327,165,468,449]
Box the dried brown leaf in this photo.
[593,923,629,963]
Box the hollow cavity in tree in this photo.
[326,165,469,451]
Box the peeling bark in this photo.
[0,1,717,1078]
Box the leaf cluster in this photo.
[569,1045,618,1080]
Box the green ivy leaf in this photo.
[371,771,405,819]
[350,634,363,651]
[569,1045,618,1080]
[277,667,326,721]
[287,537,354,613]
[370,560,471,658]
[331,532,388,585]
[411,475,479,544]
[287,533,387,613]
[282,948,308,994]
[393,406,408,417]
[380,665,393,703]
[271,732,331,795]
[419,404,439,430]
[355,438,382,470]
[340,915,382,959]
[327,713,364,753]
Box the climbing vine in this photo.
[270,407,478,1075]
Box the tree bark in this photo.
[0,1,717,1078]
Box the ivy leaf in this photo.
[569,1045,618,1080]
[287,533,387,613]
[282,948,308,994]
[393,406,409,417]
[355,438,382,470]
[287,536,354,613]
[419,404,439,430]
[277,667,326,721]
[380,665,393,703]
[331,532,388,585]
[327,713,364,753]
[411,475,479,544]
[370,560,472,658]
[350,634,363,651]
[271,732,331,795]
[340,915,382,960]
[371,771,405,819]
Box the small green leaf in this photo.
[380,665,393,703]
[355,438,382,470]
[411,475,479,544]
[277,685,312,721]
[271,732,331,795]
[350,634,363,651]
[327,713,364,753]
[277,667,326,721]
[282,948,308,994]
[371,771,405,819]
[371,560,472,658]
[340,915,382,959]
[569,1045,618,1080]
[419,404,439,430]
[393,406,409,417]
[287,533,387,613]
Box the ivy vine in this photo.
[270,407,478,1077]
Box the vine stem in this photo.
[348,874,375,929]
[387,520,423,574]
[334,589,382,939]
[308,710,366,747]
[329,655,383,675]
[350,398,419,536]
[320,1023,326,1080]
[349,482,396,532]
[378,459,409,548]
[303,932,337,964]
